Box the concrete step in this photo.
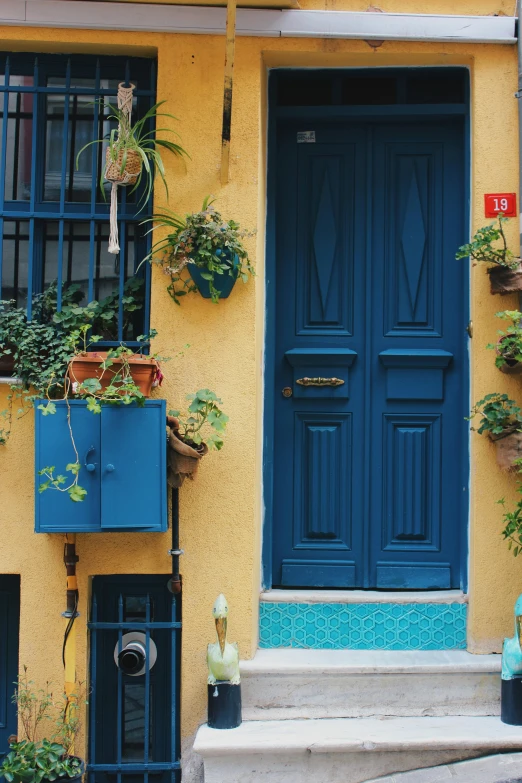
[240,650,501,720]
[194,716,522,783]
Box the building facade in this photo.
[0,2,521,781]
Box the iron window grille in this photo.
[0,53,156,346]
[88,578,182,783]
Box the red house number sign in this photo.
[484,193,517,218]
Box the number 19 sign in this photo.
[484,193,517,218]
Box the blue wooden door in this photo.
[271,118,467,589]
[0,576,19,760]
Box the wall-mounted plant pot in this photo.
[0,354,15,377]
[500,360,522,375]
[490,428,522,471]
[496,336,522,374]
[68,352,159,397]
[188,255,240,300]
[167,416,208,487]
[488,264,522,295]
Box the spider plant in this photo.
[76,100,188,210]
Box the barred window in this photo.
[0,53,155,344]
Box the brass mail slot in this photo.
[296,377,345,387]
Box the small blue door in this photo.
[271,114,467,589]
[0,576,19,759]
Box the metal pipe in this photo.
[168,488,182,595]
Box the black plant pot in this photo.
[189,255,240,300]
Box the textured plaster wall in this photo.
[0,14,519,765]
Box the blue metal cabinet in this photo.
[35,400,167,533]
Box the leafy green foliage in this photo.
[143,197,255,304]
[456,215,518,269]
[467,393,522,436]
[169,389,228,450]
[487,310,522,369]
[76,101,188,210]
[1,739,82,782]
[0,669,86,782]
[0,278,144,445]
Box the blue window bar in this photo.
[89,576,181,783]
[0,53,155,344]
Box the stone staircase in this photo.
[193,649,522,783]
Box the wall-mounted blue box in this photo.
[35,399,167,533]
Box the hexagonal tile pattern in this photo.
[258,603,467,650]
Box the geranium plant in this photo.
[487,310,522,370]
[169,389,228,450]
[467,393,522,436]
[143,197,255,304]
[456,215,519,269]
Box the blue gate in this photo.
[88,575,181,783]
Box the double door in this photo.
[272,119,467,589]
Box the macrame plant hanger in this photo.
[107,82,136,255]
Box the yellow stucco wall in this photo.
[0,14,521,762]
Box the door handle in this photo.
[84,445,97,473]
[105,463,115,472]
[296,377,344,387]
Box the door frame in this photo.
[262,66,471,591]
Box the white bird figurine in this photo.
[207,594,240,685]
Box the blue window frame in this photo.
[0,53,156,345]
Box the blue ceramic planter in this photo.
[188,254,240,300]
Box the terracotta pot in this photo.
[104,147,142,186]
[488,264,522,295]
[167,416,208,488]
[68,352,159,397]
[490,428,522,471]
[0,354,15,377]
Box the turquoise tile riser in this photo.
[259,603,467,650]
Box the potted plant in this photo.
[167,389,228,487]
[0,669,85,782]
[487,310,522,374]
[0,279,146,445]
[143,197,255,304]
[456,214,522,294]
[468,393,522,471]
[78,99,186,208]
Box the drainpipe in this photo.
[168,488,182,595]
[63,535,79,706]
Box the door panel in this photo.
[100,401,166,531]
[273,123,367,588]
[35,401,101,532]
[0,576,19,760]
[272,118,467,590]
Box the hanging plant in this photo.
[142,197,255,304]
[468,393,522,471]
[456,214,522,294]
[77,84,187,254]
[487,310,522,374]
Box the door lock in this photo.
[282,387,293,398]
